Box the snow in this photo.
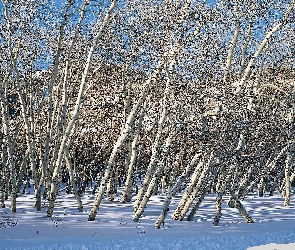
[1,187,295,250]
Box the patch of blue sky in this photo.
[206,0,218,5]
[34,53,54,71]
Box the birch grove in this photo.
[0,0,295,228]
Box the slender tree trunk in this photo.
[171,157,204,220]
[285,152,291,206]
[155,153,201,228]
[172,152,213,221]
[235,0,295,94]
[47,0,118,217]
[257,177,264,197]
[64,147,83,212]
[120,102,145,203]
[223,5,240,82]
[213,192,223,226]
[230,192,254,223]
[133,133,172,222]
[240,145,288,200]
[133,102,168,215]
[239,21,252,76]
[0,177,5,208]
[237,166,253,198]
[187,179,213,221]
[88,61,163,221]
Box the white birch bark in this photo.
[223,5,240,81]
[281,168,295,198]
[217,161,253,224]
[213,161,236,226]
[213,192,223,226]
[172,152,213,221]
[155,153,201,228]
[235,0,295,94]
[47,0,118,217]
[1,2,27,213]
[132,80,171,215]
[0,87,17,213]
[44,0,90,205]
[133,133,172,222]
[230,192,254,223]
[120,101,146,203]
[257,177,264,197]
[171,157,205,220]
[0,171,5,208]
[64,146,83,211]
[285,152,291,206]
[237,165,253,198]
[238,21,252,76]
[240,145,288,200]
[133,45,180,216]
[187,179,213,222]
[88,61,164,221]
[132,106,168,215]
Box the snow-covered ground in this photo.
[1,187,295,250]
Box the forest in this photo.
[0,0,295,229]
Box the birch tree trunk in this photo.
[133,133,173,222]
[257,177,264,197]
[187,179,213,222]
[155,153,201,228]
[120,101,146,203]
[0,174,5,208]
[47,0,118,217]
[88,61,164,221]
[239,21,252,76]
[134,102,170,214]
[237,166,253,198]
[230,192,254,223]
[239,145,288,200]
[172,152,213,221]
[64,146,83,212]
[132,102,168,215]
[285,152,291,206]
[171,157,205,220]
[213,192,223,226]
[213,161,236,226]
[223,5,240,81]
[235,0,295,94]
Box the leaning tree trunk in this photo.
[120,101,145,203]
[285,152,291,206]
[155,153,201,228]
[172,152,214,221]
[47,0,118,218]
[88,61,164,221]
[237,166,253,198]
[133,133,172,222]
[64,146,83,212]
[132,101,168,216]
[223,4,240,82]
[213,162,236,226]
[230,192,254,223]
[235,0,295,94]
[171,157,205,220]
[187,179,213,222]
[240,145,288,200]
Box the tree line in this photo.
[0,0,295,228]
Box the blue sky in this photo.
[52,0,218,7]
